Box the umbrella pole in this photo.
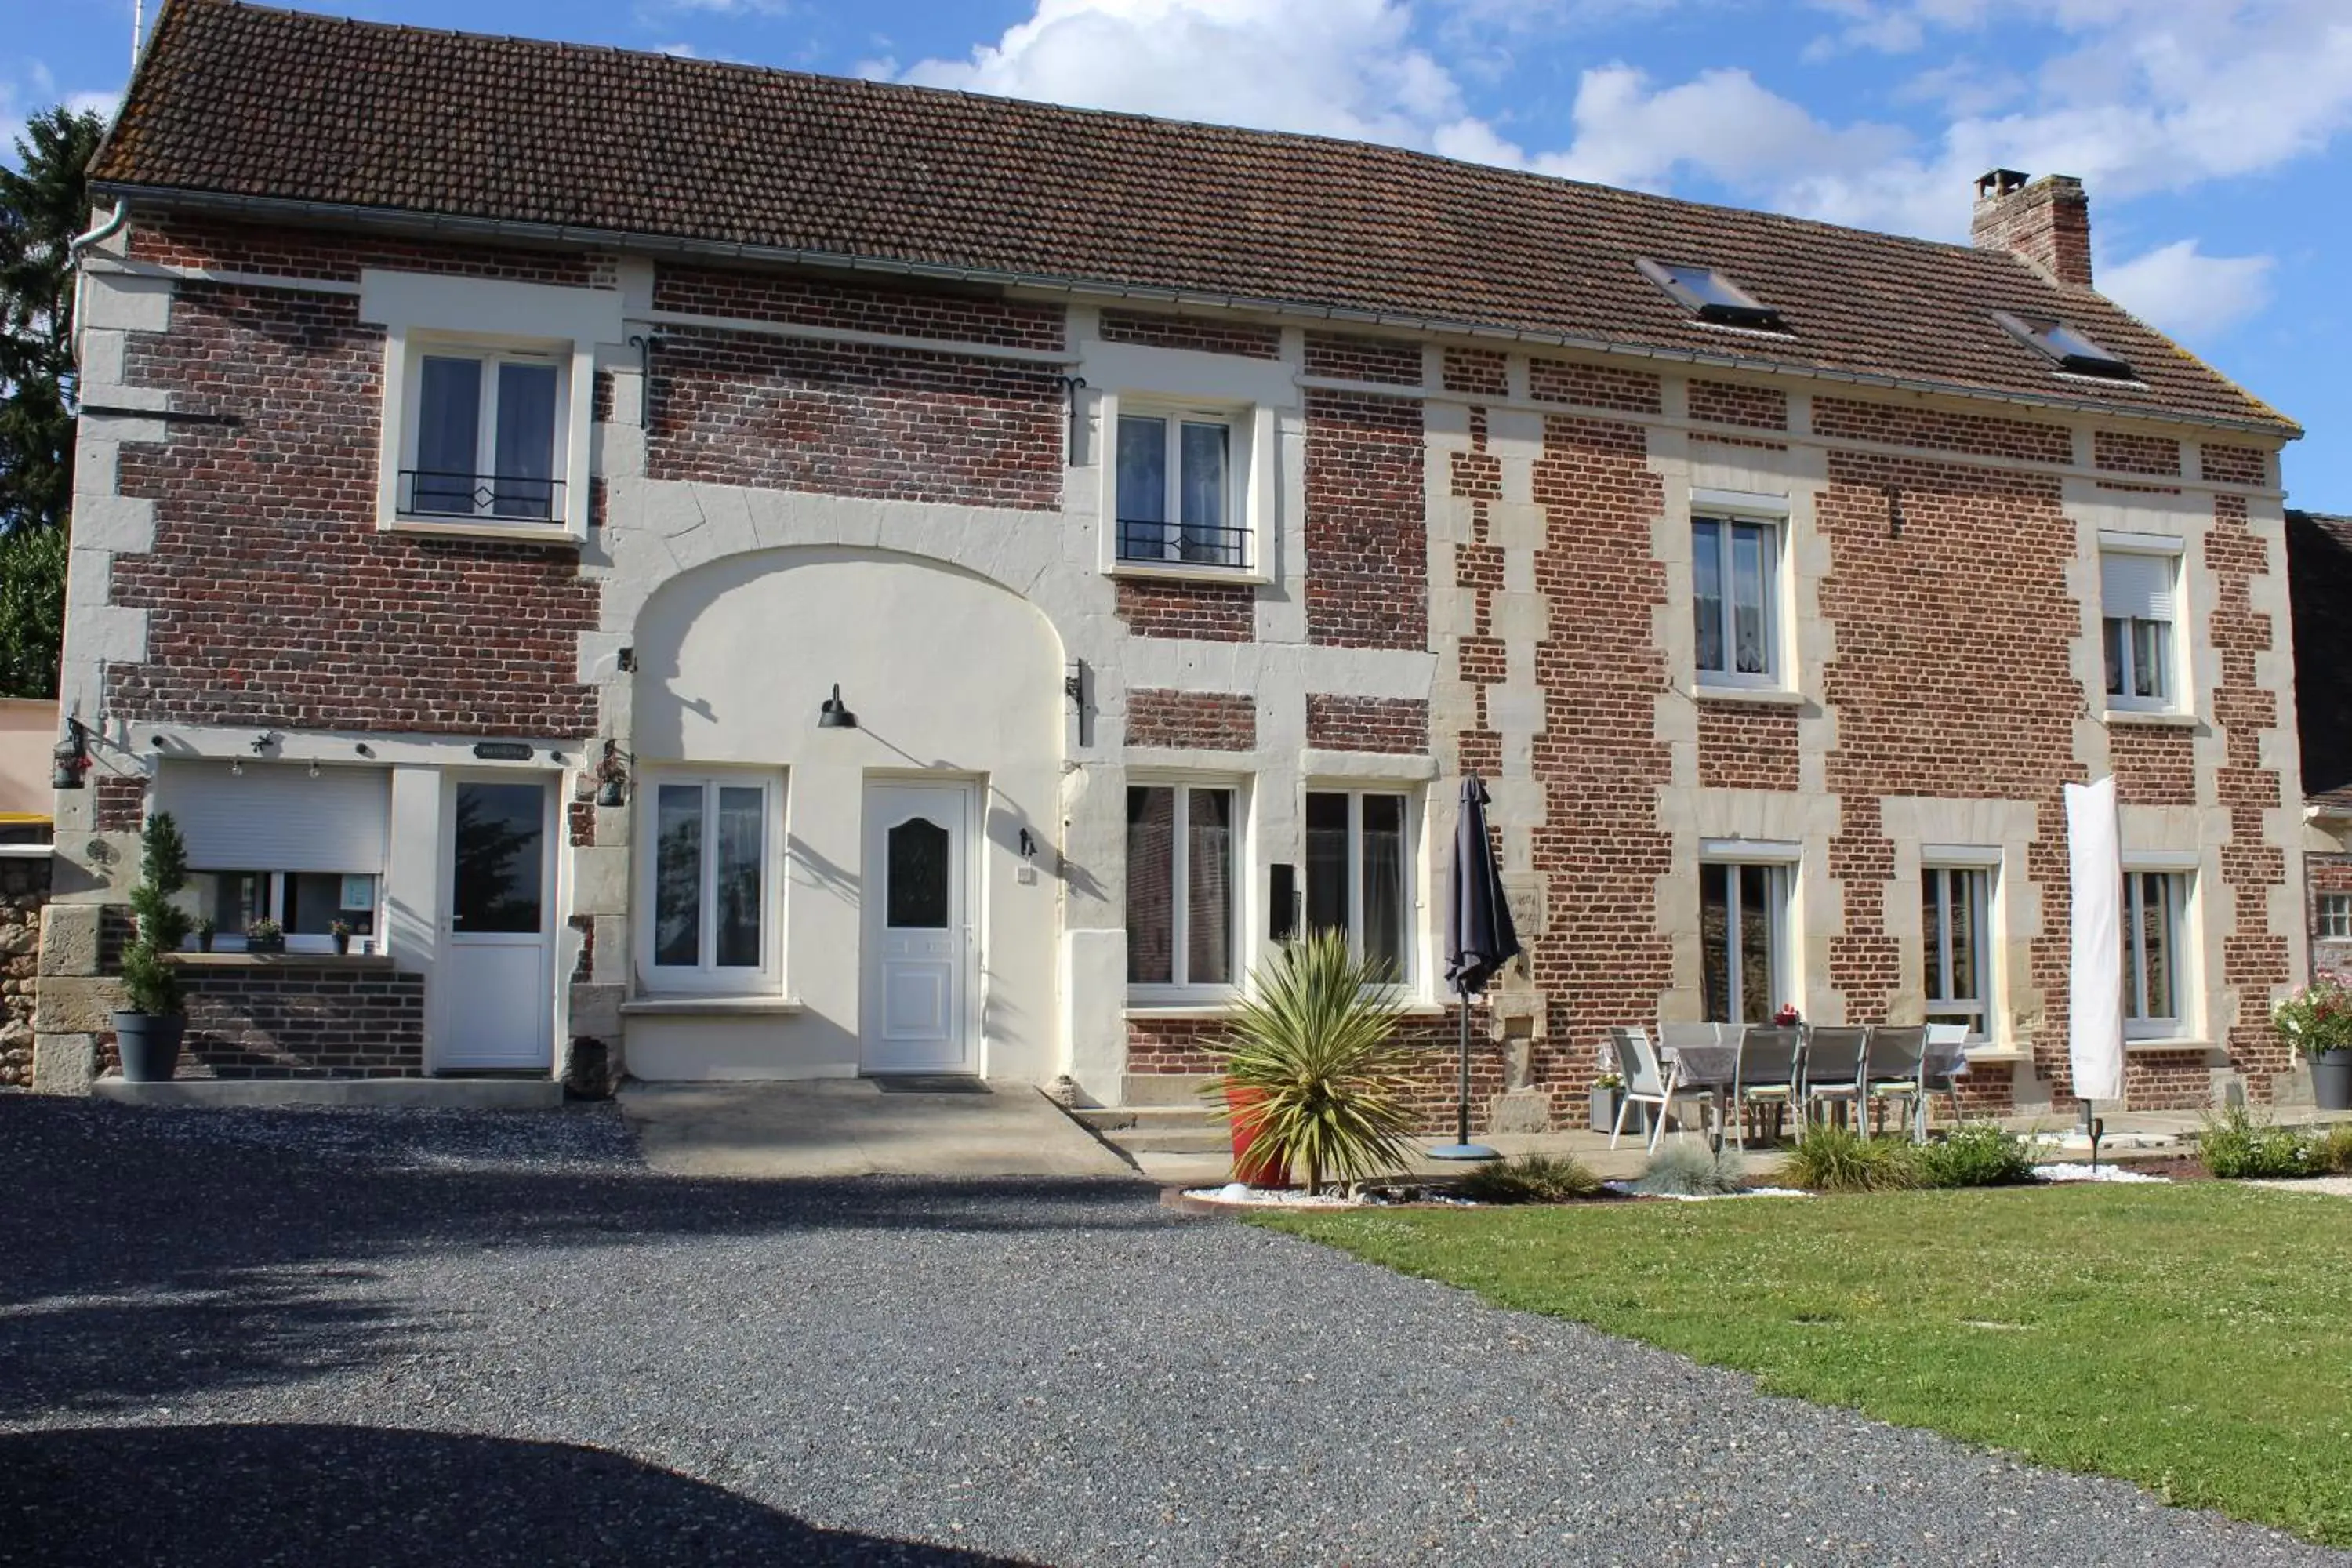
[1456,996,1472,1149]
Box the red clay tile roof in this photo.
[95,0,2294,435]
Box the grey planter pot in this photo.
[113,1011,186,1083]
[1589,1087,1648,1136]
[2314,1049,2352,1112]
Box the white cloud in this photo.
[2100,240,2276,340]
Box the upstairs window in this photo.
[402,347,565,524]
[1638,259,1786,331]
[2100,546,2180,712]
[1116,407,1245,570]
[1693,514,1780,687]
[1995,311,2134,380]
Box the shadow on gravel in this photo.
[0,1098,1180,1413]
[0,1424,1031,1566]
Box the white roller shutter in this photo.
[154,762,390,873]
[2100,550,2176,622]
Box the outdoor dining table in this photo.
[1658,1030,1970,1142]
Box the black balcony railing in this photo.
[399,469,565,524]
[1116,517,1250,571]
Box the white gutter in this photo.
[89,182,2304,441]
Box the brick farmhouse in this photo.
[34,0,2319,1121]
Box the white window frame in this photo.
[1304,786,1420,989]
[1697,851,1794,1025]
[1691,493,1789,691]
[1098,390,1269,584]
[633,769,786,997]
[2099,535,2184,715]
[2320,892,2352,942]
[398,342,570,528]
[186,870,383,956]
[1922,862,1993,1039]
[1125,778,1245,1000]
[2121,867,2190,1040]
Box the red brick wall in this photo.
[655,264,1065,350]
[1528,358,1661,415]
[2110,723,2195,802]
[1099,310,1280,359]
[646,328,1064,510]
[1303,332,1421,385]
[1697,703,1800,791]
[1440,348,1508,397]
[1813,397,2072,465]
[1304,388,1426,649]
[2093,430,2182,477]
[1305,695,1428,754]
[1688,379,1788,430]
[108,283,599,737]
[1114,579,1254,641]
[2201,444,2270,487]
[1127,689,1255,750]
[176,961,426,1078]
[128,216,609,288]
[1127,1011,1499,1135]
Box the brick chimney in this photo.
[1972,169,2093,289]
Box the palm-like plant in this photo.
[1203,930,1422,1192]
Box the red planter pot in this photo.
[1226,1087,1287,1187]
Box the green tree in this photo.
[0,105,106,699]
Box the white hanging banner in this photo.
[2065,777,2126,1103]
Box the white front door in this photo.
[440,776,555,1071]
[862,780,978,1074]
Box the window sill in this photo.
[2123,1036,2211,1053]
[1693,684,1806,709]
[2104,709,2198,729]
[168,952,394,971]
[386,515,582,547]
[1962,1046,2032,1064]
[1125,1000,1241,1020]
[1105,559,1269,588]
[621,996,805,1018]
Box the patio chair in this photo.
[1608,1025,1714,1154]
[1861,1025,1928,1138]
[1920,1024,1970,1134]
[1730,1025,1802,1148]
[1798,1025,1867,1127]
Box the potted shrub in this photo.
[1200,929,1419,1194]
[2276,975,2352,1112]
[113,811,192,1083]
[330,919,353,956]
[245,916,285,955]
[193,915,216,954]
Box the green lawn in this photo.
[1257,1184,2352,1547]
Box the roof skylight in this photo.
[1637,259,1786,332]
[1994,310,2135,381]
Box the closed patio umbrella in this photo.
[1432,774,1522,1160]
[2065,777,2126,1163]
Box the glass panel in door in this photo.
[452,781,546,935]
[887,818,952,929]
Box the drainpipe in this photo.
[67,201,129,264]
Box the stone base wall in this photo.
[169,960,426,1078]
[0,856,50,1086]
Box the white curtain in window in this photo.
[2064,776,2125,1102]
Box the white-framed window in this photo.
[191,870,381,954]
[2122,869,2189,1039]
[1693,514,1781,687]
[1922,864,1991,1038]
[637,771,783,996]
[1305,789,1414,983]
[1115,402,1247,570]
[2100,543,2181,712]
[2319,891,2352,942]
[399,339,568,524]
[1126,781,1240,993]
[1700,859,1790,1024]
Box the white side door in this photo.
[439,775,555,1071]
[862,780,977,1074]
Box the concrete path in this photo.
[619,1078,1138,1179]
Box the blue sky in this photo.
[9,0,2351,508]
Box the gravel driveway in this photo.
[1,1098,2340,1567]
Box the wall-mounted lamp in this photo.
[354,743,374,759]
[230,758,244,777]
[817,684,858,730]
[1018,827,1037,859]
[307,759,321,779]
[51,718,92,790]
[595,739,632,807]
